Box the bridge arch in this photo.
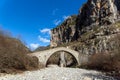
[28,47,80,67]
[44,47,80,66]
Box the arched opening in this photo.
[46,51,78,67]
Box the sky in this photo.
[0,0,86,50]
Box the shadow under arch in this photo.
[45,50,79,67]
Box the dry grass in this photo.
[85,53,120,77]
[87,53,114,71]
[0,31,39,73]
[80,35,120,77]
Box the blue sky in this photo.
[0,0,86,50]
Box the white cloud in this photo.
[30,43,40,50]
[52,8,58,15]
[63,15,70,20]
[53,19,61,26]
[40,28,51,34]
[38,36,50,43]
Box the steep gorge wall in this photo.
[50,0,120,55]
[50,15,77,47]
[77,0,120,28]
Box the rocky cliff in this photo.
[50,0,120,55]
[51,15,77,47]
[77,0,119,27]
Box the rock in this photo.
[83,77,92,80]
[50,0,120,55]
[47,65,59,68]
[50,15,77,47]
[77,0,118,28]
[0,67,116,80]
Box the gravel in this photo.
[0,66,117,80]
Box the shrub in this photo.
[80,34,120,76]
[87,53,113,71]
[85,52,120,77]
[0,32,39,73]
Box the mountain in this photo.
[50,0,120,55]
[34,45,50,52]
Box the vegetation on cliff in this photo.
[80,34,120,77]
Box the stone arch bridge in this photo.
[28,47,86,67]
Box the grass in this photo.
[0,30,40,74]
[79,35,120,77]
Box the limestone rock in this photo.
[50,15,77,47]
[77,0,118,28]
[50,0,120,55]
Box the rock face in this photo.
[115,0,120,13]
[77,0,118,27]
[50,0,120,55]
[50,15,77,47]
